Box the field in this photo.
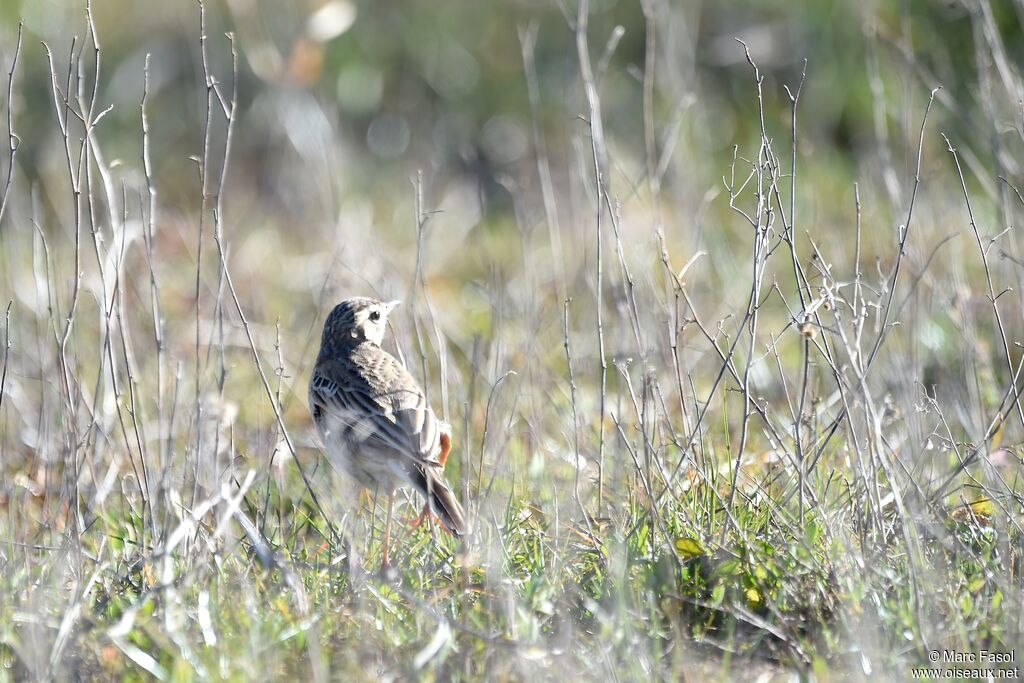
[1,0,1023,680]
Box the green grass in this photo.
[8,463,1014,680]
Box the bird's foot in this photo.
[404,503,432,528]
[405,504,457,535]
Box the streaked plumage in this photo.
[309,298,466,565]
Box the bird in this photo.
[308,297,466,569]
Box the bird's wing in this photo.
[309,352,441,468]
[392,387,441,463]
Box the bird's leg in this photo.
[381,489,395,571]
[370,486,381,564]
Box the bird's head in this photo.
[321,297,400,349]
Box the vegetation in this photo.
[0,0,1022,680]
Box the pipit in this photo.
[308,297,466,569]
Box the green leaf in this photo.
[715,558,741,577]
[970,497,994,518]
[710,584,725,607]
[674,537,704,559]
[806,519,821,546]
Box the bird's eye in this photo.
[369,310,381,322]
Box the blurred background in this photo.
[3,0,1021,401]
[5,0,1021,274]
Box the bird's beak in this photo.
[384,300,401,313]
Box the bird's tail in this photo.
[413,466,467,537]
